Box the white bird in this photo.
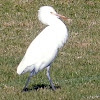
[17,6,68,91]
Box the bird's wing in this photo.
[17,26,58,73]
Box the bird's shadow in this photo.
[22,84,61,92]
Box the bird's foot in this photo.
[52,87,56,91]
[21,87,29,92]
[51,85,56,91]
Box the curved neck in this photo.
[48,18,64,26]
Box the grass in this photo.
[0,0,100,99]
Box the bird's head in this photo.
[38,6,67,25]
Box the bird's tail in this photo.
[17,57,26,75]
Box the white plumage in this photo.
[17,6,68,91]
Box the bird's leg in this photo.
[46,66,56,90]
[22,68,35,91]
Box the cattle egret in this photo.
[17,6,68,91]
